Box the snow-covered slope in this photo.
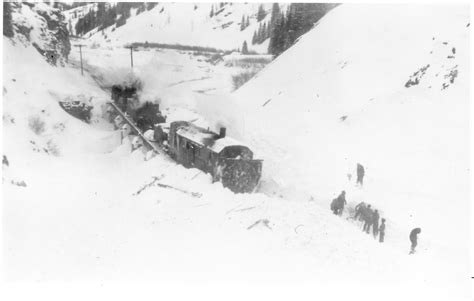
[3,2,108,160]
[3,3,471,300]
[87,3,279,53]
[229,2,470,284]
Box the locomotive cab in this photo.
[168,121,263,193]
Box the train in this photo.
[108,84,263,193]
[111,84,166,132]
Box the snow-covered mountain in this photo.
[72,2,282,53]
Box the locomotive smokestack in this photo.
[219,127,226,138]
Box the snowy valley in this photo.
[2,2,471,300]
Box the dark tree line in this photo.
[210,3,229,18]
[268,3,338,56]
[74,2,154,37]
[3,2,14,37]
[240,15,250,31]
[246,3,337,55]
[252,21,270,45]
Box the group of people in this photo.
[331,191,386,243]
[352,201,385,243]
[330,190,422,254]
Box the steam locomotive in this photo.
[109,84,262,193]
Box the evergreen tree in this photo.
[287,4,304,45]
[262,22,267,40]
[3,2,14,38]
[210,5,214,17]
[240,15,245,31]
[96,2,106,27]
[257,22,262,43]
[103,8,117,28]
[257,4,266,22]
[116,2,131,20]
[116,14,127,28]
[246,15,250,28]
[252,30,257,44]
[268,3,337,56]
[268,15,286,56]
[147,3,158,11]
[241,40,249,54]
[75,18,82,36]
[269,3,281,34]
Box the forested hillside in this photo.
[65,2,336,54]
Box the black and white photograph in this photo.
[1,1,472,300]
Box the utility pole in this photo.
[74,44,85,76]
[126,45,135,69]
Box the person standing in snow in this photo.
[330,191,347,216]
[356,163,365,186]
[336,190,347,215]
[353,201,366,221]
[409,228,421,254]
[330,198,338,215]
[372,209,380,238]
[379,218,386,243]
[362,204,373,233]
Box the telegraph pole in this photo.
[74,44,85,76]
[126,45,135,69]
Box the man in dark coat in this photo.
[409,228,421,254]
[356,163,365,186]
[362,204,373,233]
[336,190,347,215]
[353,201,365,220]
[330,198,338,215]
[372,209,380,238]
[330,191,347,216]
[379,218,386,243]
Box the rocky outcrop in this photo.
[9,2,71,66]
[59,95,93,123]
